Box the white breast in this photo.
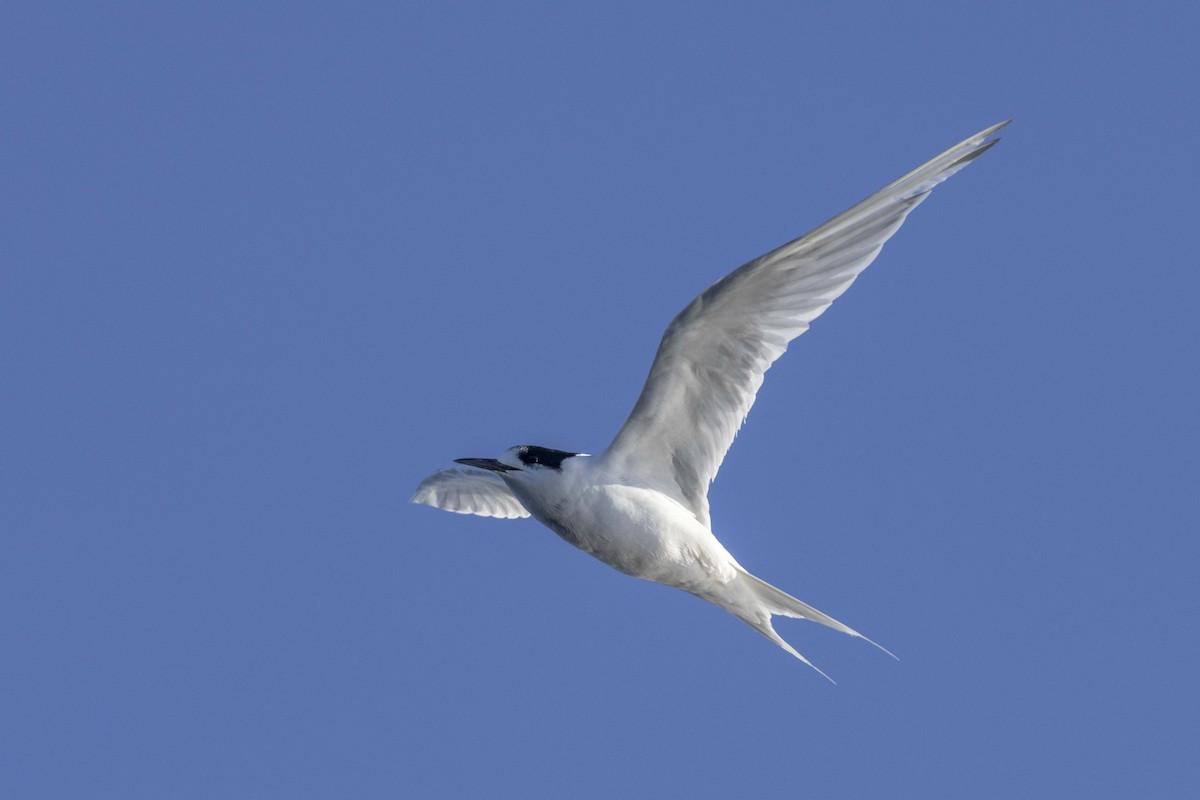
[508,461,740,592]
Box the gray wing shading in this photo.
[410,466,531,519]
[602,122,1008,528]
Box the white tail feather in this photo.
[728,570,897,678]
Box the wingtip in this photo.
[973,120,1011,152]
[976,119,1012,141]
[409,482,431,506]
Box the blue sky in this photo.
[3,2,1197,797]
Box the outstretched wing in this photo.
[410,466,530,519]
[602,122,1008,528]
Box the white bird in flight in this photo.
[413,122,1007,679]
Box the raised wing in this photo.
[602,122,1008,528]
[411,466,530,519]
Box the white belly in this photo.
[514,481,740,592]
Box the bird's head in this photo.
[455,445,585,474]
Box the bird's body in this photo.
[509,453,737,590]
[413,123,1007,678]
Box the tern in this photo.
[413,122,1007,678]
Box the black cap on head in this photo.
[514,446,580,470]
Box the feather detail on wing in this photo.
[410,466,531,519]
[602,122,1008,528]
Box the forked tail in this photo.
[732,569,896,681]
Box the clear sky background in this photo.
[3,2,1197,798]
